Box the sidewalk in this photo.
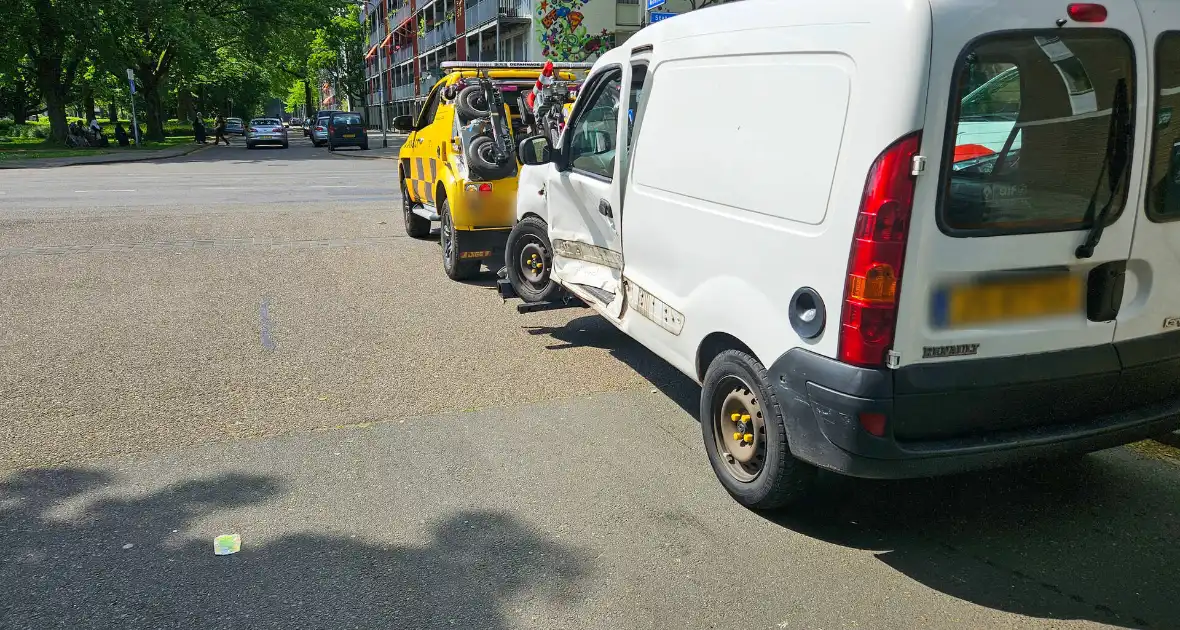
[0,142,212,169]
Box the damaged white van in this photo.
[503,0,1180,509]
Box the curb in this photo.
[0,141,213,169]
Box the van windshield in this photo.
[940,31,1135,235]
[1147,31,1180,222]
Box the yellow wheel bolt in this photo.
[733,432,742,441]
[744,433,754,442]
[731,413,741,422]
[740,414,751,422]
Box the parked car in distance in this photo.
[311,115,330,147]
[246,118,289,150]
[327,112,369,151]
[225,117,245,135]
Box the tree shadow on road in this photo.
[521,314,699,417]
[0,467,591,629]
[764,455,1180,629]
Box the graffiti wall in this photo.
[535,0,616,62]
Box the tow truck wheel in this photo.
[402,174,430,238]
[701,350,815,510]
[506,216,558,303]
[440,198,479,281]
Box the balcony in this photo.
[465,0,529,30]
[393,44,414,64]
[393,84,414,101]
[423,20,457,50]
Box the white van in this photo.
[503,0,1180,509]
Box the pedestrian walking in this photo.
[193,114,207,144]
[213,114,230,145]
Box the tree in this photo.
[0,58,42,124]
[308,3,367,112]
[6,0,98,141]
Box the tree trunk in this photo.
[34,59,68,143]
[108,102,118,124]
[304,80,315,116]
[177,89,193,122]
[83,86,96,122]
[143,82,166,142]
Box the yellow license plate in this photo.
[343,134,355,138]
[933,273,1083,329]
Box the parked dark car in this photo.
[327,112,369,151]
[307,110,344,139]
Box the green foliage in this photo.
[309,3,368,111]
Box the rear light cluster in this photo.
[837,132,921,368]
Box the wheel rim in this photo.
[401,178,412,225]
[441,208,454,267]
[711,376,767,483]
[517,236,549,288]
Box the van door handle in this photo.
[599,199,613,218]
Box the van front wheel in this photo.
[506,216,558,303]
[701,350,815,510]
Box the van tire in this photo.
[441,198,479,280]
[701,350,815,510]
[506,216,559,303]
[456,86,490,120]
[402,173,430,238]
[466,135,515,180]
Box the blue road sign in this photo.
[650,11,676,22]
[646,0,665,11]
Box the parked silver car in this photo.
[246,118,288,150]
[225,117,245,135]
[311,116,330,147]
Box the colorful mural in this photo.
[536,0,614,62]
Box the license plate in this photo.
[261,134,274,139]
[343,133,355,138]
[931,273,1083,329]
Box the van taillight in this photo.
[838,132,922,368]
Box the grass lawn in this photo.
[0,136,193,162]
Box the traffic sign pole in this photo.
[126,68,140,147]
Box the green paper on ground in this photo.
[214,534,241,555]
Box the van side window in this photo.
[567,70,623,179]
[1147,32,1180,222]
[940,31,1135,235]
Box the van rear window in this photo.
[940,31,1135,235]
[1147,32,1180,222]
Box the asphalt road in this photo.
[1,134,1178,629]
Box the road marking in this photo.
[260,298,276,351]
[73,189,137,193]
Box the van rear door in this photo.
[894,0,1145,368]
[1115,0,1180,401]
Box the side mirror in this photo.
[517,135,553,166]
[392,115,415,132]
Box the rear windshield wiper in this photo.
[1076,78,1131,259]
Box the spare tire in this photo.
[466,135,515,180]
[456,86,490,120]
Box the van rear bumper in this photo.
[769,339,1180,480]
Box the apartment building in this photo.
[361,0,703,123]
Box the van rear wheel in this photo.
[701,350,815,510]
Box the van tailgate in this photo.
[890,0,1147,439]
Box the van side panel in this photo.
[618,3,933,378]
[632,56,852,226]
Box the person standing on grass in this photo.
[114,123,130,147]
[213,114,230,146]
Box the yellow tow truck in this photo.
[392,61,588,280]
